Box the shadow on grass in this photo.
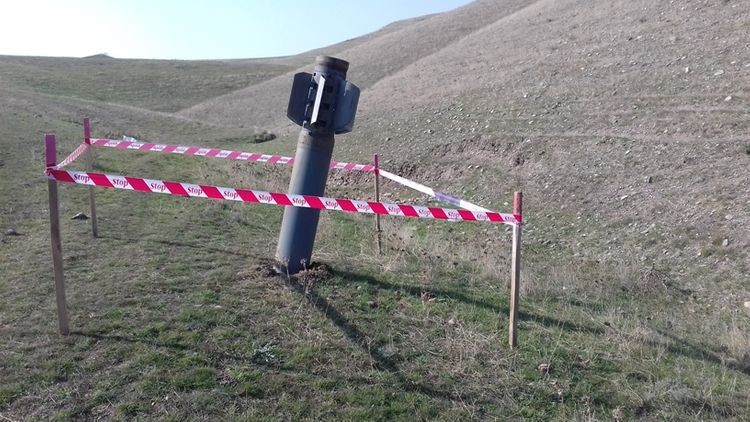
[281,275,489,408]
[653,328,750,376]
[71,283,484,408]
[336,269,750,380]
[336,270,605,336]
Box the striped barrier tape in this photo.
[55,143,89,169]
[46,168,521,225]
[89,138,492,212]
[90,138,375,172]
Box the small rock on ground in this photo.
[538,363,553,376]
[72,212,89,220]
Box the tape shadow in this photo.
[282,275,490,407]
[335,269,605,336]
[653,328,750,376]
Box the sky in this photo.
[0,0,473,60]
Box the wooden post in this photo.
[83,118,98,237]
[373,154,382,254]
[46,134,70,335]
[509,191,523,349]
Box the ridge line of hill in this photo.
[170,16,433,116]
[175,0,540,128]
[358,0,554,98]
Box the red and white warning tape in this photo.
[46,168,521,225]
[90,138,375,172]
[56,143,89,169]
[89,138,492,212]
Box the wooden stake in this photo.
[373,154,383,254]
[46,134,70,335]
[83,118,98,238]
[509,191,522,349]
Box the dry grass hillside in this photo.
[0,55,293,112]
[1,0,749,419]
[346,0,750,301]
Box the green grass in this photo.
[1,63,749,420]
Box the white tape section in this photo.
[378,170,492,213]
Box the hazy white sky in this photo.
[0,0,473,59]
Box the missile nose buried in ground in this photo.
[275,56,360,275]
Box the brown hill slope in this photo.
[341,0,749,302]
[177,0,748,303]
[178,0,538,126]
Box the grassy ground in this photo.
[1,52,749,420]
[0,56,293,112]
[1,109,748,421]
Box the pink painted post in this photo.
[82,118,90,145]
[46,134,70,335]
[373,153,382,254]
[83,118,98,237]
[45,134,56,167]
